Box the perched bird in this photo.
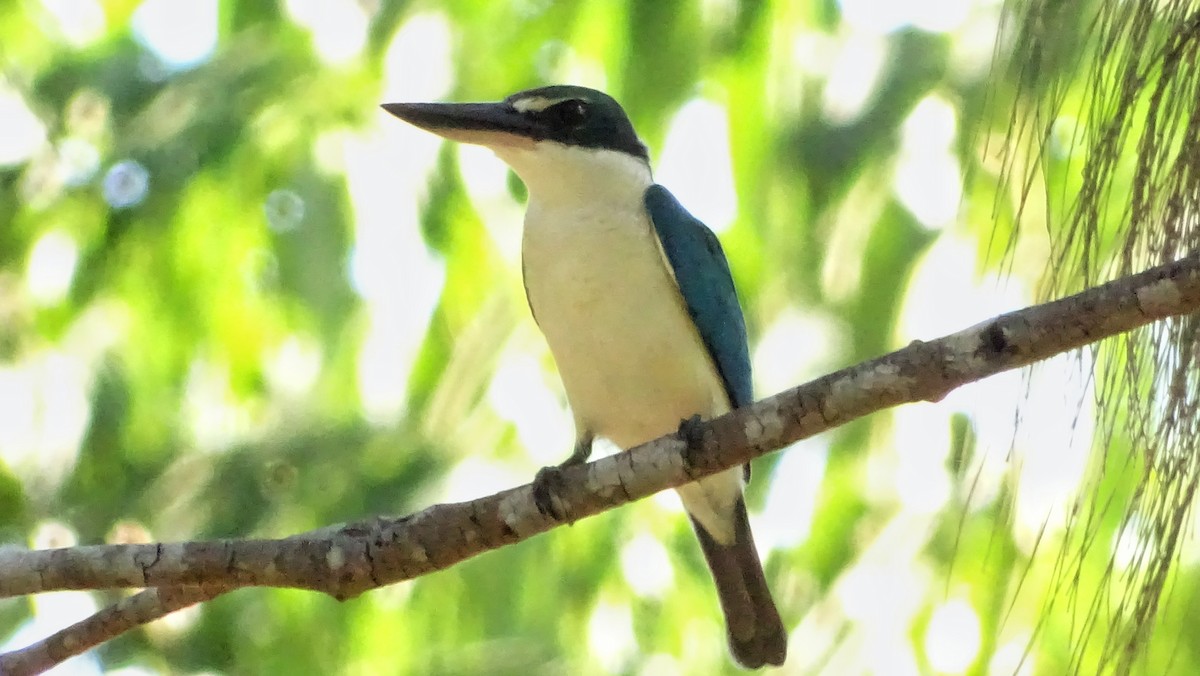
[383,85,786,668]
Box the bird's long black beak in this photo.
[381,101,539,148]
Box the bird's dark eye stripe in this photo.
[544,99,589,126]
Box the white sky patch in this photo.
[25,230,79,306]
[1111,513,1152,571]
[759,436,828,550]
[1008,356,1095,552]
[889,404,952,513]
[923,598,982,673]
[486,349,573,466]
[839,0,972,35]
[57,137,101,187]
[458,143,525,263]
[989,630,1037,676]
[950,5,1005,80]
[836,520,930,623]
[346,117,445,423]
[533,40,570,82]
[529,36,604,87]
[38,0,106,46]
[656,98,738,234]
[588,597,638,674]
[554,57,607,93]
[619,532,675,598]
[1049,114,1086,160]
[792,30,839,79]
[908,0,973,33]
[183,356,252,453]
[895,95,961,230]
[348,13,455,424]
[896,236,1021,512]
[132,0,218,71]
[457,146,510,201]
[832,516,931,675]
[902,96,958,167]
[636,654,682,676]
[897,234,1096,546]
[0,82,47,166]
[651,479,687,515]
[63,301,128,365]
[381,12,453,103]
[699,0,737,28]
[0,351,92,489]
[752,307,845,397]
[822,32,886,125]
[286,0,368,66]
[352,264,440,424]
[439,457,527,504]
[264,335,323,398]
[838,0,910,35]
[897,234,1026,344]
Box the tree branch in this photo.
[2,252,1197,672]
[0,587,224,676]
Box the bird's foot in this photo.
[677,414,706,470]
[533,435,593,522]
[561,434,593,468]
[532,465,569,521]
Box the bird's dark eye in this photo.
[545,100,589,127]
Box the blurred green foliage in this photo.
[1,0,1196,674]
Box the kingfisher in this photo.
[383,85,786,668]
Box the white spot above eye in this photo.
[510,96,569,114]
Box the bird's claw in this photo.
[533,465,569,521]
[533,434,594,521]
[677,414,706,469]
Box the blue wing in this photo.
[644,184,753,409]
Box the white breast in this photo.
[500,142,744,543]
[523,196,730,448]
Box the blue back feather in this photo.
[644,184,753,409]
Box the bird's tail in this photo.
[690,498,787,669]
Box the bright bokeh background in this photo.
[0,1,1193,674]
